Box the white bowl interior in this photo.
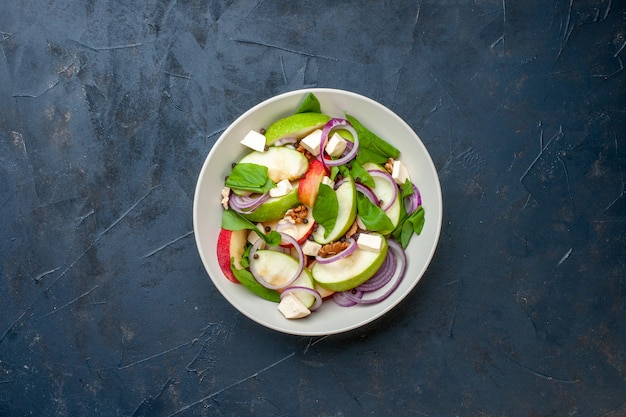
[193,88,442,336]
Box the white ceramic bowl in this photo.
[193,88,442,336]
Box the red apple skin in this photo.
[298,158,328,208]
[216,228,248,283]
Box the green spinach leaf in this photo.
[349,160,375,188]
[313,183,338,238]
[296,93,322,114]
[356,193,394,232]
[395,206,425,249]
[225,163,275,194]
[230,261,280,302]
[346,114,400,164]
[221,210,281,246]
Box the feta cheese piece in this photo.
[357,233,383,253]
[269,179,293,198]
[278,293,311,319]
[325,132,348,157]
[240,130,267,152]
[321,176,335,189]
[302,240,322,257]
[391,160,411,185]
[299,129,323,156]
[247,223,266,245]
[221,186,231,209]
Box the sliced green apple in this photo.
[286,267,317,309]
[264,112,330,145]
[241,186,300,223]
[216,228,248,283]
[311,176,357,244]
[238,146,308,183]
[250,249,316,309]
[312,233,388,292]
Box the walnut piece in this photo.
[345,221,359,239]
[285,205,309,224]
[318,240,350,258]
[296,143,314,160]
[384,157,395,174]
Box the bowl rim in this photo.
[193,88,443,336]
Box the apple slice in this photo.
[311,176,357,244]
[285,267,317,308]
[312,233,388,292]
[263,208,315,245]
[241,186,300,223]
[250,250,317,309]
[298,158,328,208]
[238,146,308,183]
[216,228,248,283]
[264,112,330,145]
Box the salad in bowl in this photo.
[193,89,442,336]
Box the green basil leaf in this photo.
[225,163,275,194]
[296,93,322,114]
[401,179,414,198]
[398,206,425,249]
[356,193,394,232]
[230,261,280,302]
[349,160,375,188]
[221,210,281,246]
[346,114,400,163]
[313,183,338,239]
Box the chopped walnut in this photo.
[221,186,231,209]
[296,143,314,160]
[345,221,359,239]
[384,157,395,174]
[285,205,309,224]
[318,240,350,258]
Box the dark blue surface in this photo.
[1,1,625,416]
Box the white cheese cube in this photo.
[240,130,267,152]
[357,233,383,253]
[325,132,348,157]
[391,160,411,185]
[302,240,322,257]
[278,293,311,319]
[321,176,335,189]
[299,129,323,156]
[269,179,293,197]
[247,223,266,245]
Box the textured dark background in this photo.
[1,1,625,416]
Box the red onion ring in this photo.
[355,247,396,291]
[280,286,323,311]
[404,182,422,215]
[228,192,270,213]
[367,169,398,211]
[275,220,298,241]
[273,137,298,146]
[248,232,305,290]
[334,239,407,305]
[332,289,363,307]
[315,238,357,264]
[355,183,378,205]
[317,119,359,170]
